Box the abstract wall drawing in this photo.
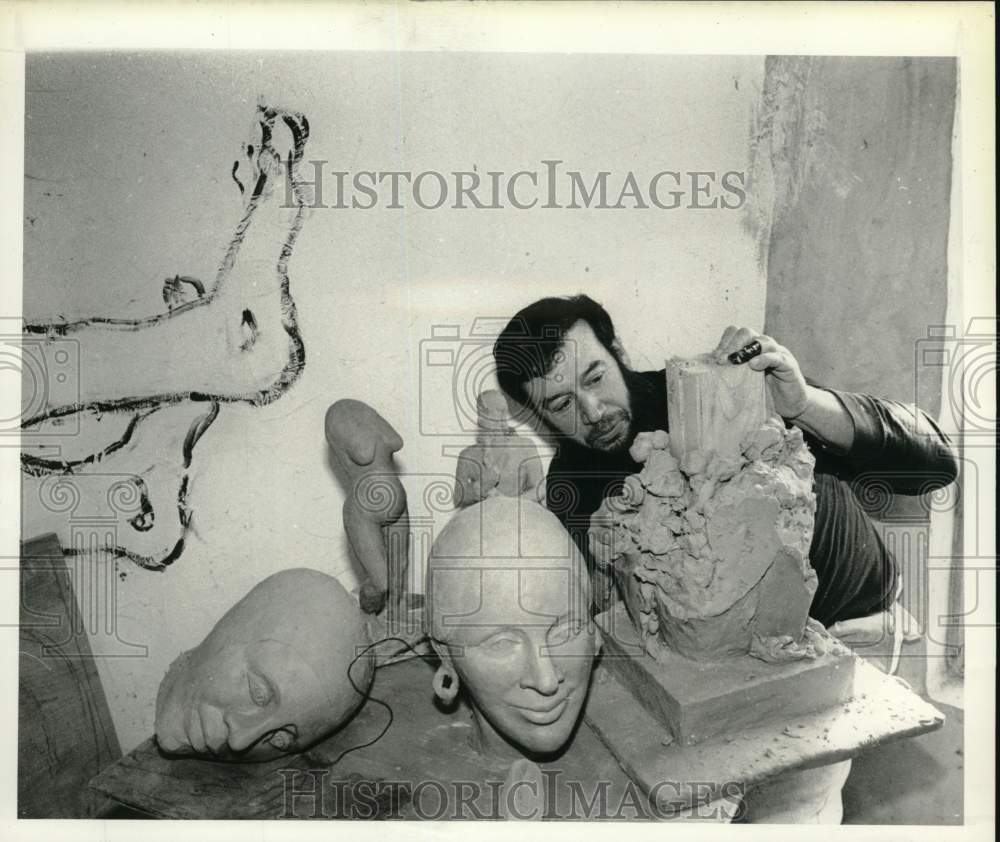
[21,103,312,570]
[23,402,219,570]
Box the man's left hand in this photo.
[712,326,809,419]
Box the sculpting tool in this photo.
[728,339,762,365]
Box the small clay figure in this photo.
[426,498,600,759]
[325,399,410,615]
[155,568,374,761]
[476,389,514,435]
[452,390,546,509]
[452,444,500,508]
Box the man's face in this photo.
[524,321,633,452]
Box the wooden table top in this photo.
[91,652,943,820]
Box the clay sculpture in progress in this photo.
[588,355,853,744]
[155,568,374,761]
[325,399,411,615]
[426,497,599,759]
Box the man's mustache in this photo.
[586,408,631,445]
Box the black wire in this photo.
[321,634,428,766]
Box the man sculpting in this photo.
[491,294,959,823]
[492,295,958,629]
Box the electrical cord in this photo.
[321,634,428,766]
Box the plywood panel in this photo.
[18,533,121,817]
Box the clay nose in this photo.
[155,697,192,754]
[223,709,273,753]
[521,644,563,696]
[199,703,230,753]
[155,724,190,754]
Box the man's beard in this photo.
[583,361,657,453]
[586,406,632,452]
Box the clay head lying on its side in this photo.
[425,497,600,760]
[155,568,374,762]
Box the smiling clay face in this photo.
[426,497,598,758]
[155,568,373,761]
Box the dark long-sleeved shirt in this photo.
[545,369,958,626]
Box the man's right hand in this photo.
[711,325,855,451]
[711,325,811,419]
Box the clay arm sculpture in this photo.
[325,399,410,615]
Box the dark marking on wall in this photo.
[240,308,258,352]
[127,479,155,532]
[27,401,220,571]
[162,275,206,309]
[21,102,311,424]
[182,400,219,468]
[21,409,158,478]
[21,103,313,570]
[231,160,244,195]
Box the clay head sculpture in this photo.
[325,399,410,615]
[155,568,374,761]
[426,497,599,759]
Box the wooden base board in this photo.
[90,658,640,820]
[596,603,855,745]
[585,657,944,811]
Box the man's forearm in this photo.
[787,385,855,451]
[792,383,959,494]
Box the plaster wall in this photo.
[23,52,770,751]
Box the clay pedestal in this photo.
[596,604,855,745]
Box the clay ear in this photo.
[432,663,459,703]
[452,468,478,509]
[428,639,456,673]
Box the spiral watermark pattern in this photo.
[354,474,406,518]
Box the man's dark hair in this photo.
[492,294,622,406]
